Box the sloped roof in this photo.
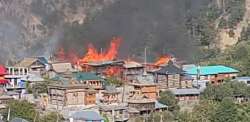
[170,88,200,95]
[73,72,103,81]
[10,117,29,122]
[155,101,168,109]
[51,62,73,73]
[124,61,143,68]
[185,65,239,75]
[70,111,104,121]
[15,57,48,67]
[154,61,184,75]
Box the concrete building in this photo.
[184,65,239,85]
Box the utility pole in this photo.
[143,47,147,76]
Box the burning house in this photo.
[123,61,144,82]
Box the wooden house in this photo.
[48,84,97,106]
[74,72,105,90]
[129,83,158,100]
[14,57,49,74]
[149,61,185,89]
[99,105,129,122]
[170,88,200,102]
[101,86,120,105]
[123,61,144,82]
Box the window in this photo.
[247,81,250,84]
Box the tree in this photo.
[6,100,36,122]
[158,91,179,112]
[39,112,63,122]
[210,98,238,122]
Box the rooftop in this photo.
[152,61,184,75]
[170,88,201,95]
[69,111,104,121]
[184,65,239,75]
[73,72,103,81]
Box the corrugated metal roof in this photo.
[185,65,239,75]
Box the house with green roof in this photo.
[184,65,239,85]
[50,72,105,89]
[73,72,105,90]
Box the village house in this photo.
[127,95,167,116]
[14,57,49,74]
[49,62,74,78]
[80,60,124,79]
[236,77,250,86]
[99,105,129,122]
[5,67,44,90]
[123,61,144,82]
[129,83,159,100]
[48,79,97,106]
[100,86,120,105]
[74,72,105,90]
[184,65,239,85]
[127,96,155,115]
[68,110,104,122]
[170,88,200,103]
[148,61,187,90]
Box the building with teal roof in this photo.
[185,65,239,75]
[184,65,239,85]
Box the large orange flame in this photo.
[154,55,172,66]
[80,37,122,63]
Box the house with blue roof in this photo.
[184,65,239,85]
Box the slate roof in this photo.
[155,101,168,109]
[170,88,200,95]
[70,111,104,121]
[185,65,239,75]
[123,61,143,68]
[153,61,184,75]
[10,117,29,122]
[15,57,48,67]
[73,72,103,81]
[51,62,73,73]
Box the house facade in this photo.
[74,72,105,90]
[48,84,97,106]
[123,61,144,82]
[184,65,239,85]
[129,83,158,100]
[4,67,28,89]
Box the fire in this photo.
[104,66,122,77]
[79,37,122,63]
[55,48,79,64]
[154,55,172,66]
